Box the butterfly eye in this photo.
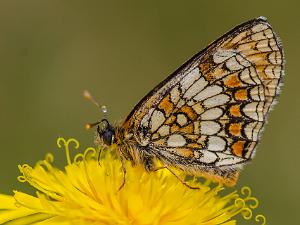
[97,119,115,145]
[98,119,109,134]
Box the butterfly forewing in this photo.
[121,17,284,185]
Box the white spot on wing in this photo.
[257,102,264,121]
[207,136,226,151]
[176,99,185,108]
[243,102,259,120]
[269,39,279,51]
[236,54,251,67]
[170,86,181,104]
[200,121,221,135]
[249,66,261,84]
[240,68,256,85]
[264,29,273,38]
[200,108,223,120]
[215,153,245,166]
[269,51,282,64]
[213,50,236,63]
[251,31,265,41]
[253,122,262,141]
[157,125,170,137]
[203,94,230,108]
[256,39,269,49]
[193,85,223,101]
[180,67,201,91]
[250,86,264,101]
[226,57,244,71]
[264,65,276,78]
[194,121,200,134]
[150,110,165,132]
[199,150,218,163]
[244,122,259,140]
[183,77,208,99]
[167,134,186,147]
[273,65,281,79]
[177,114,188,126]
[141,108,154,128]
[251,23,268,33]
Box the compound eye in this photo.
[96,119,115,146]
[98,120,109,133]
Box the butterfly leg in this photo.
[118,155,127,191]
[153,166,166,172]
[154,165,200,190]
[97,148,102,166]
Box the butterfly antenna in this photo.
[85,121,101,130]
[84,90,100,107]
[84,90,109,129]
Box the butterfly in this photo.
[89,16,284,189]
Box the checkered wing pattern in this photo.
[122,17,284,185]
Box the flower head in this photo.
[0,137,266,225]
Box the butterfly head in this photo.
[83,90,116,146]
[96,119,115,146]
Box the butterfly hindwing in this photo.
[121,17,284,185]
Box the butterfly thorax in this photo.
[96,120,155,170]
[116,125,157,171]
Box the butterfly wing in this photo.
[122,17,284,185]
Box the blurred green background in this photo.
[0,0,299,224]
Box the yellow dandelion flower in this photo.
[0,137,266,225]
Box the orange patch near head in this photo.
[185,134,199,141]
[212,66,229,81]
[187,143,202,149]
[199,62,213,74]
[229,105,242,117]
[204,73,215,82]
[180,105,197,120]
[175,148,194,158]
[229,123,242,137]
[179,123,194,133]
[235,89,248,101]
[165,115,176,125]
[231,141,246,157]
[153,139,166,146]
[159,95,174,117]
[224,73,242,88]
[171,124,180,133]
